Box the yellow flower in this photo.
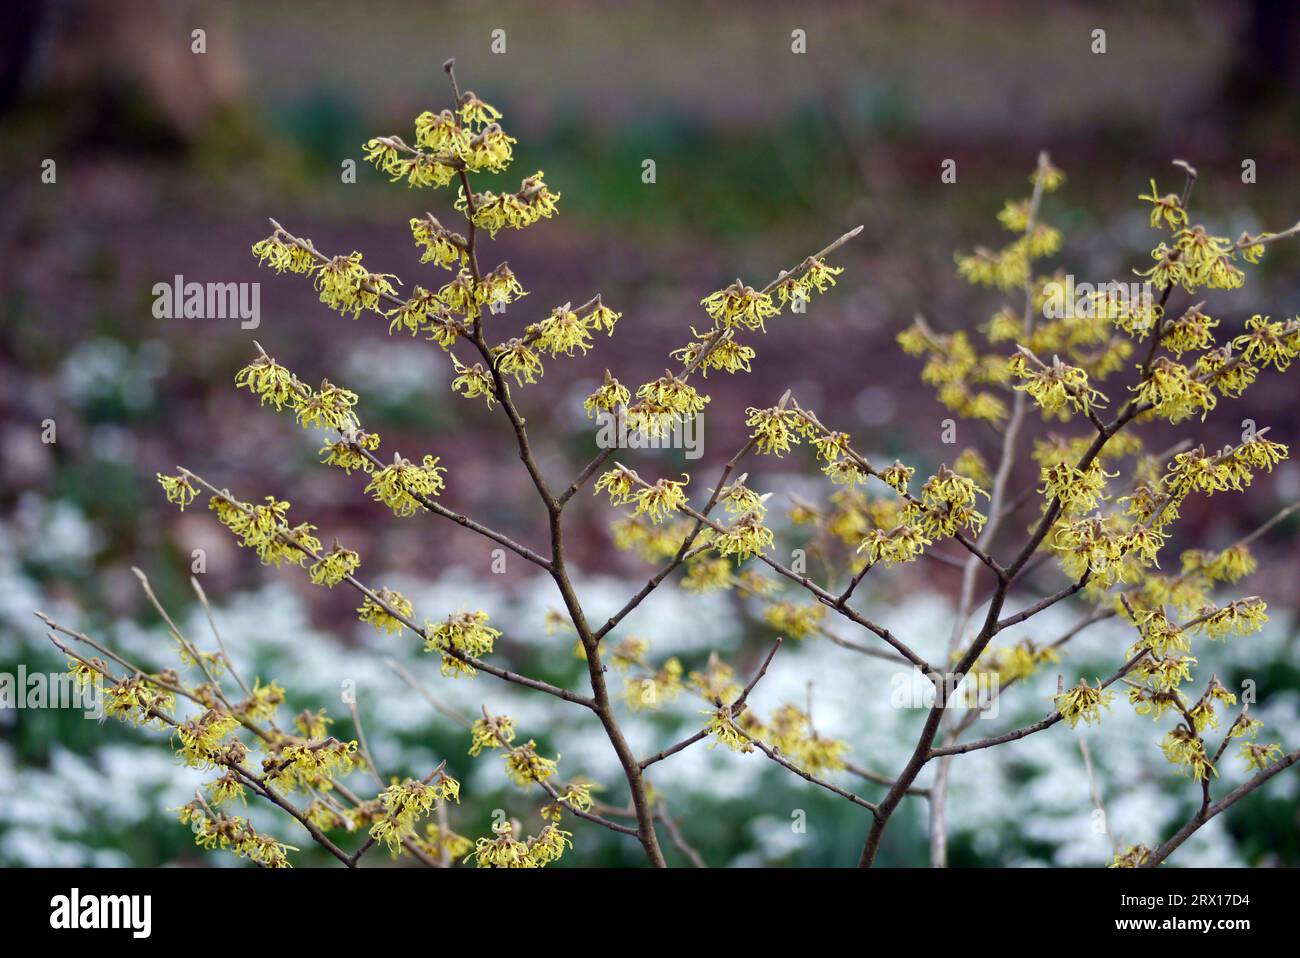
[1137,179,1187,230]
[450,355,497,406]
[503,739,559,786]
[633,475,690,524]
[370,775,460,853]
[319,429,380,475]
[1232,315,1300,372]
[410,214,467,269]
[703,707,753,753]
[469,714,514,756]
[1010,351,1107,419]
[357,588,414,636]
[745,406,812,456]
[1038,459,1114,514]
[533,304,593,357]
[1109,845,1153,868]
[457,91,503,128]
[762,601,825,639]
[462,123,516,173]
[594,468,637,506]
[365,454,446,516]
[584,370,630,418]
[294,380,359,431]
[494,339,544,385]
[1053,678,1114,728]
[308,543,360,587]
[313,252,399,318]
[701,280,780,332]
[235,354,301,410]
[252,234,317,275]
[424,611,501,671]
[1160,727,1216,781]
[857,524,931,565]
[157,473,199,511]
[414,109,467,153]
[1132,357,1215,423]
[1240,741,1284,772]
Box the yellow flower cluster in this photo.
[313,252,399,319]
[857,523,932,566]
[370,774,461,853]
[1010,351,1106,420]
[1051,515,1149,586]
[465,820,573,868]
[469,714,513,756]
[742,705,849,775]
[410,214,468,269]
[1109,844,1154,868]
[712,486,774,560]
[762,600,825,640]
[1189,598,1268,641]
[954,164,1063,291]
[596,470,690,524]
[234,354,299,410]
[424,611,501,676]
[626,374,708,437]
[1161,303,1218,355]
[980,640,1060,683]
[235,355,366,438]
[503,739,559,787]
[319,428,381,475]
[532,304,592,358]
[202,493,321,568]
[364,454,446,516]
[172,709,241,769]
[450,355,497,406]
[1129,607,1190,658]
[1141,226,1246,293]
[584,370,631,418]
[703,707,753,753]
[455,171,561,237]
[1160,727,1216,781]
[308,543,360,587]
[543,781,596,822]
[1137,179,1187,231]
[906,467,988,539]
[745,406,815,456]
[363,136,459,189]
[1039,459,1115,514]
[1132,357,1216,423]
[252,234,318,274]
[356,588,414,635]
[701,280,780,332]
[1179,543,1255,583]
[1129,654,1197,694]
[295,380,360,431]
[264,738,358,792]
[690,657,745,703]
[178,803,296,868]
[670,332,757,376]
[1054,678,1114,728]
[1241,741,1284,772]
[900,323,1009,423]
[493,339,543,385]
[157,473,199,511]
[103,675,175,727]
[622,656,684,711]
[1233,315,1300,372]
[770,256,845,305]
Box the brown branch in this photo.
[1140,748,1300,867]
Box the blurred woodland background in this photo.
[2,0,1299,867]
